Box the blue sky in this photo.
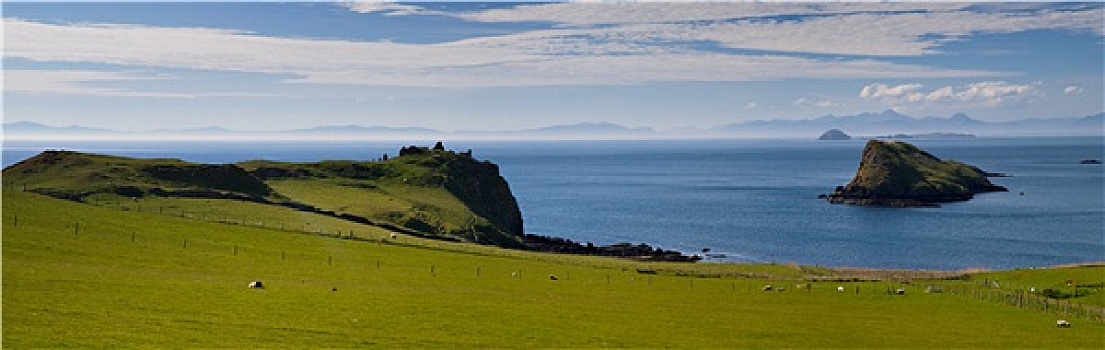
[4,1,1103,132]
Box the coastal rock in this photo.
[818,129,852,140]
[827,140,1007,207]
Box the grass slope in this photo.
[6,148,522,246]
[4,190,1103,348]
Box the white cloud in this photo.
[859,83,924,99]
[1064,86,1086,95]
[793,96,845,108]
[859,81,1039,107]
[743,102,757,109]
[457,3,1104,56]
[341,1,433,16]
[4,18,999,90]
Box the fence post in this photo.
[131,232,136,242]
[74,222,80,235]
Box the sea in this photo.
[4,137,1102,270]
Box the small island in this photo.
[818,129,852,140]
[826,140,1008,207]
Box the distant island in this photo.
[825,140,1008,207]
[818,129,852,140]
[864,132,976,139]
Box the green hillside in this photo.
[4,190,1103,347]
[6,145,523,246]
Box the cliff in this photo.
[826,140,1007,207]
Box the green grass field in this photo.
[4,190,1104,347]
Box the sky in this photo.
[4,1,1104,133]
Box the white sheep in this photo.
[1057,320,1071,328]
[837,286,846,292]
[248,281,264,289]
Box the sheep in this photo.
[248,281,264,289]
[1057,320,1071,328]
[895,288,906,295]
[549,275,559,281]
[390,233,398,239]
[837,286,846,292]
[762,285,773,292]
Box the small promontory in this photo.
[818,129,852,140]
[826,140,1007,207]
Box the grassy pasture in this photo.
[4,191,1104,347]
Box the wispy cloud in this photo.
[793,96,845,108]
[1064,86,1086,95]
[860,81,1039,107]
[456,2,1103,56]
[5,3,1100,93]
[6,70,272,98]
[341,1,435,16]
[4,17,1001,90]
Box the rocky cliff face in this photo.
[396,146,523,237]
[827,140,1007,206]
[442,158,524,236]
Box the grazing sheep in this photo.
[511,272,518,278]
[1057,320,1071,328]
[837,286,846,292]
[762,285,773,292]
[248,281,264,289]
[895,288,906,295]
[390,233,398,239]
[549,275,558,281]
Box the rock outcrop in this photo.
[818,129,852,140]
[827,140,1007,207]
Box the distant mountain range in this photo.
[711,110,1104,138]
[4,111,1102,140]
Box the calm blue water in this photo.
[4,138,1102,269]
